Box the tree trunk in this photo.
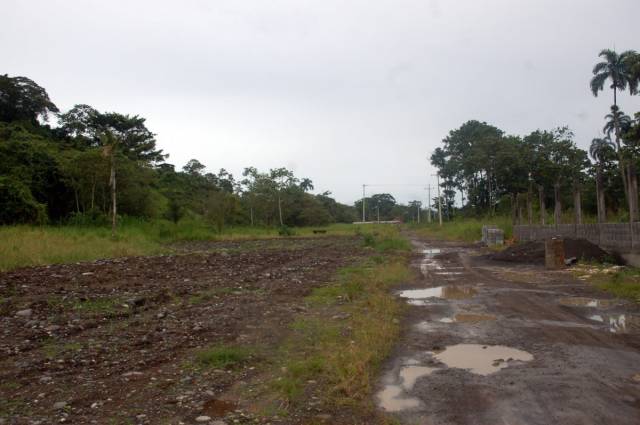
[538,185,545,225]
[511,193,517,225]
[110,152,117,237]
[250,206,254,226]
[277,194,283,226]
[629,163,639,222]
[596,166,606,223]
[554,182,561,226]
[573,185,582,225]
[517,194,524,225]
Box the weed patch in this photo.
[196,345,253,369]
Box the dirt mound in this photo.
[491,238,618,265]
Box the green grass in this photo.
[0,220,387,272]
[582,266,640,302]
[408,216,514,242]
[195,344,253,369]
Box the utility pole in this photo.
[427,185,432,223]
[433,174,443,226]
[362,184,366,222]
[417,202,421,224]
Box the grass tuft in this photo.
[196,345,252,369]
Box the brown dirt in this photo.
[490,238,618,264]
[0,237,365,424]
[378,235,640,425]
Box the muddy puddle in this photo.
[438,313,496,324]
[399,365,437,390]
[559,297,621,308]
[433,344,533,376]
[399,286,477,301]
[376,385,422,412]
[423,248,441,255]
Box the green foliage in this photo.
[410,216,514,242]
[278,225,296,236]
[195,345,252,369]
[0,176,46,224]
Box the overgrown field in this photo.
[0,220,393,271]
[0,225,413,424]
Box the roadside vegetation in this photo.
[238,227,413,421]
[575,264,640,302]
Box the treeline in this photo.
[430,48,640,224]
[0,75,358,228]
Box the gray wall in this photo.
[513,223,640,253]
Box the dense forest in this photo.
[0,75,373,229]
[430,48,640,224]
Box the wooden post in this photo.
[573,186,582,225]
[545,238,565,270]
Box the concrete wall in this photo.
[513,223,640,253]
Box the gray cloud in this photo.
[3,0,640,204]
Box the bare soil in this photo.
[377,236,640,425]
[0,237,365,424]
[490,238,617,264]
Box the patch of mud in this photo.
[433,344,533,376]
[399,286,477,301]
[454,313,496,323]
[203,399,237,417]
[588,313,640,333]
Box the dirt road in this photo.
[377,235,640,425]
[0,237,364,424]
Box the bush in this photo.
[278,225,296,236]
[0,176,47,224]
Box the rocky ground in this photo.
[377,236,640,425]
[0,237,365,424]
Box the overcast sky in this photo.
[3,0,640,205]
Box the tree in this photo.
[0,75,59,123]
[590,49,636,106]
[59,105,166,164]
[589,138,616,222]
[182,159,206,175]
[101,131,119,237]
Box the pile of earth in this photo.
[491,238,622,265]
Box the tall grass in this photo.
[0,220,401,271]
[408,216,513,242]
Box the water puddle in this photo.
[559,297,620,308]
[588,313,640,333]
[202,399,237,417]
[423,248,441,256]
[399,286,477,301]
[399,365,436,390]
[376,385,421,412]
[433,344,533,376]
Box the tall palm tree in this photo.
[590,49,636,105]
[624,52,640,95]
[590,137,616,223]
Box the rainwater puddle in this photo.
[559,297,620,308]
[399,365,436,390]
[376,385,421,412]
[423,248,441,256]
[202,399,237,417]
[433,344,533,376]
[399,286,477,301]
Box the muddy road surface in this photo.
[0,237,364,424]
[377,236,640,425]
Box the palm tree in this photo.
[590,137,616,222]
[623,52,640,95]
[590,49,636,105]
[603,105,632,140]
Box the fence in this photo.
[513,223,640,252]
